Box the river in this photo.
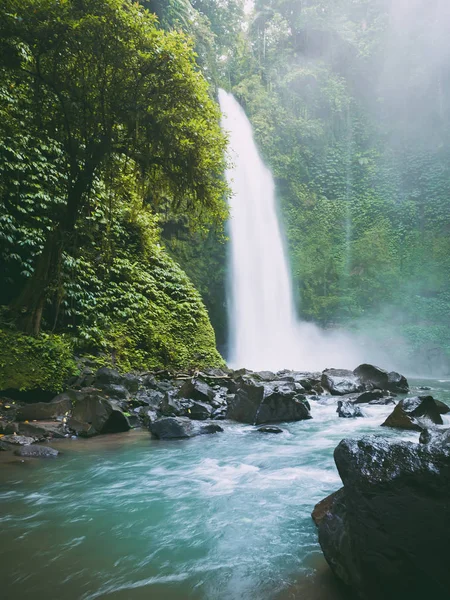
[1,378,449,600]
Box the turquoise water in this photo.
[1,379,449,600]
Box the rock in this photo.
[353,363,409,393]
[314,436,450,600]
[68,390,130,437]
[211,406,227,420]
[14,444,59,458]
[381,396,443,431]
[419,427,450,447]
[337,401,364,418]
[98,384,130,400]
[227,380,264,423]
[227,380,311,424]
[353,390,386,404]
[18,421,66,439]
[94,367,122,386]
[418,386,431,391]
[256,426,284,434]
[122,373,140,393]
[16,396,72,421]
[0,435,35,446]
[311,489,344,527]
[177,378,214,403]
[149,417,223,440]
[434,399,450,414]
[368,397,396,405]
[0,420,18,434]
[321,369,363,396]
[186,401,213,420]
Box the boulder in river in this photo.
[149,417,223,439]
[353,363,409,393]
[68,390,130,437]
[256,426,285,434]
[337,401,364,418]
[227,380,311,424]
[14,444,59,458]
[313,435,450,600]
[434,399,450,415]
[419,427,450,447]
[352,390,386,404]
[321,369,363,396]
[381,396,443,431]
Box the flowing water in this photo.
[219,90,364,372]
[2,379,449,600]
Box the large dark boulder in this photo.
[177,378,214,403]
[227,380,311,424]
[321,369,363,396]
[434,399,450,415]
[353,364,409,393]
[149,417,223,440]
[353,390,385,404]
[68,390,130,437]
[14,444,59,458]
[314,436,450,600]
[337,401,364,418]
[381,396,443,431]
[419,427,450,447]
[18,421,66,439]
[16,395,72,421]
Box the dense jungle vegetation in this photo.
[1,0,450,381]
[159,0,450,373]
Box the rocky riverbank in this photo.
[0,362,411,453]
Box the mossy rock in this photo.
[0,329,78,393]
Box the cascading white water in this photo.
[219,89,302,371]
[219,89,363,372]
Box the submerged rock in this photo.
[14,444,59,458]
[381,396,443,431]
[313,436,450,600]
[256,426,284,434]
[321,369,362,396]
[337,401,364,418]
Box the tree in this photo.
[0,0,228,334]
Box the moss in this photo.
[69,245,225,372]
[0,329,79,393]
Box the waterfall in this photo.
[219,90,301,370]
[219,89,363,372]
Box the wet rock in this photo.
[418,386,431,391]
[353,363,409,393]
[314,436,450,600]
[122,373,140,393]
[68,390,130,437]
[14,444,59,458]
[381,396,443,431]
[419,427,450,446]
[16,396,72,421]
[149,417,223,439]
[0,420,18,434]
[353,390,386,404]
[98,384,130,400]
[227,380,264,423]
[186,401,213,420]
[311,489,344,527]
[0,435,35,446]
[227,379,311,424]
[256,426,284,434]
[321,369,363,396]
[211,406,227,420]
[94,367,122,386]
[368,397,396,405]
[434,399,450,414]
[18,421,66,439]
[337,401,364,418]
[177,378,214,403]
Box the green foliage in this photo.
[0,328,78,392]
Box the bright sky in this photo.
[244,0,254,15]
